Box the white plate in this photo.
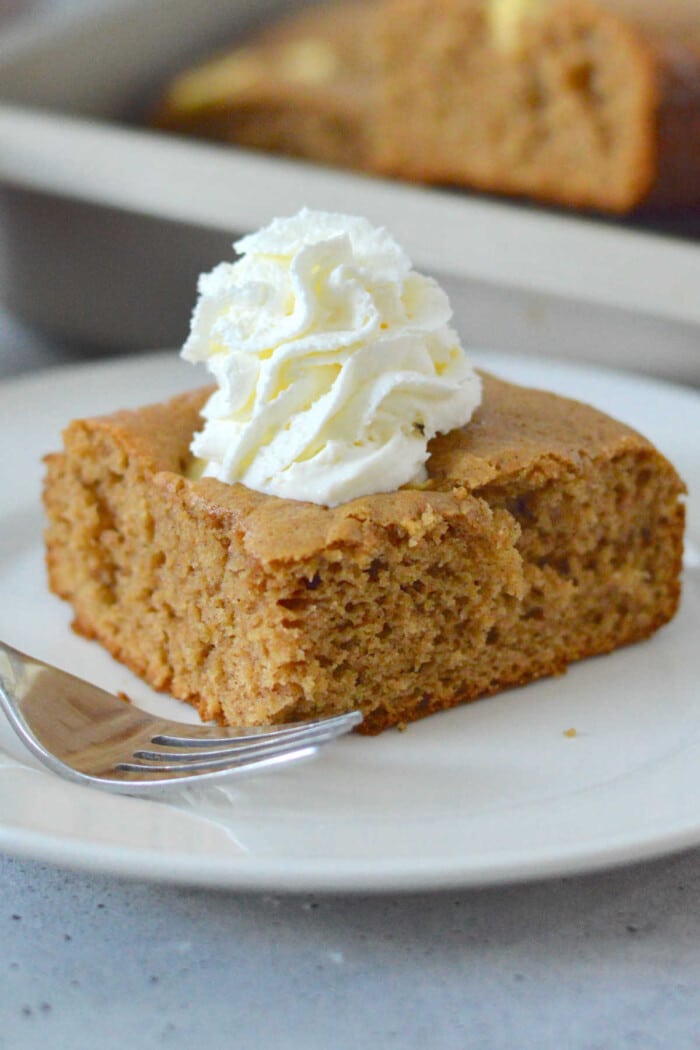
[0,350,698,892]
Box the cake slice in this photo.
[152,0,380,171]
[152,0,700,213]
[42,372,685,734]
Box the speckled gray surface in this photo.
[3,849,700,1050]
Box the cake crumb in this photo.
[563,727,578,738]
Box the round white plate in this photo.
[0,350,698,893]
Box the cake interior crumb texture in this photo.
[43,373,685,734]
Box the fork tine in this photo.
[128,721,356,771]
[117,743,319,776]
[151,710,362,747]
[143,711,363,762]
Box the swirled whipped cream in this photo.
[182,208,481,506]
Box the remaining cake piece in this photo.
[375,0,700,212]
[152,0,381,171]
[43,372,685,734]
[152,0,700,213]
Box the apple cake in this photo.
[42,371,685,733]
[152,0,700,213]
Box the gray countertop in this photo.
[4,837,700,1049]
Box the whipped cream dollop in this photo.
[182,208,482,506]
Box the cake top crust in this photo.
[65,371,663,565]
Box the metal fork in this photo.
[0,640,362,796]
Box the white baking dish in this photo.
[1,0,699,384]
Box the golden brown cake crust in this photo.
[67,374,653,562]
[43,372,685,734]
[151,0,700,213]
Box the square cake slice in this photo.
[43,372,685,733]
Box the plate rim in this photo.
[3,810,700,893]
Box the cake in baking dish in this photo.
[152,0,700,213]
[42,372,685,734]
